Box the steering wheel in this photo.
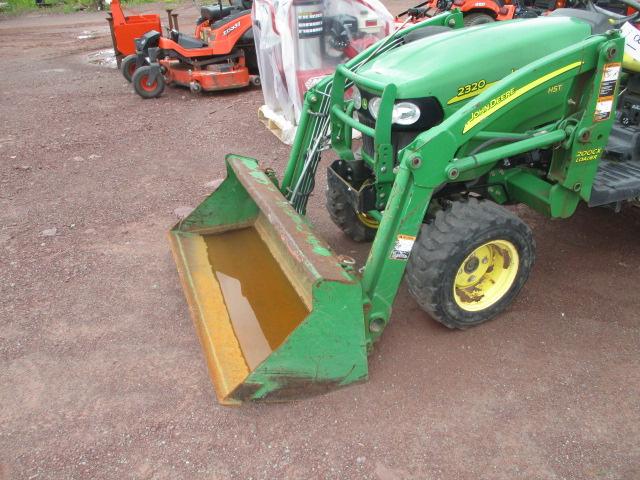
[581,0,640,26]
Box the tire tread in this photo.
[326,184,376,242]
[406,198,535,329]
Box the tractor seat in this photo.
[170,30,208,49]
[547,9,611,35]
[201,4,235,21]
[531,0,556,10]
[230,0,253,9]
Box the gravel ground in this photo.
[1,4,639,479]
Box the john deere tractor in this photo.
[169,4,640,404]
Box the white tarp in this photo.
[253,0,393,142]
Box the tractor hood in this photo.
[355,17,593,109]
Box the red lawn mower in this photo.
[128,0,259,99]
[108,0,214,81]
[395,0,568,25]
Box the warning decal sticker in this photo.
[297,12,323,38]
[390,234,416,261]
[594,63,621,122]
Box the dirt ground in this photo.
[1,4,639,479]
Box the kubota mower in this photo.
[130,0,258,98]
[108,0,214,81]
[170,3,640,404]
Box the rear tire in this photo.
[326,183,377,243]
[463,13,494,26]
[132,65,165,99]
[121,54,138,83]
[406,198,535,329]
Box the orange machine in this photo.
[108,0,212,78]
[106,0,162,66]
[130,1,259,98]
[394,0,569,25]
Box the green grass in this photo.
[1,0,167,15]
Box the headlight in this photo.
[368,96,381,119]
[368,97,421,125]
[392,102,421,125]
[352,86,362,110]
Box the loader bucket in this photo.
[169,155,368,405]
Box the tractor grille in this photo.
[356,111,418,166]
[358,112,376,158]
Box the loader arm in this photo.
[342,32,624,339]
[168,14,469,404]
[280,11,465,214]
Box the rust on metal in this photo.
[228,156,355,285]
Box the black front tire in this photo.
[121,54,138,83]
[132,65,165,99]
[406,198,535,329]
[326,183,377,243]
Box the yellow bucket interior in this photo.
[171,213,312,403]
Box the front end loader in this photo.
[170,6,639,404]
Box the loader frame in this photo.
[276,12,624,345]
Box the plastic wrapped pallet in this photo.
[253,0,393,143]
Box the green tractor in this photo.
[170,4,640,404]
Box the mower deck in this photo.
[161,59,252,91]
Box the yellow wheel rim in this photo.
[357,211,379,229]
[453,239,519,312]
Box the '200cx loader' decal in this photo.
[575,148,602,162]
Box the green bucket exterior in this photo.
[169,155,368,404]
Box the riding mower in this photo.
[395,0,542,25]
[397,0,634,25]
[170,2,640,404]
[108,0,210,76]
[396,0,587,26]
[129,0,259,98]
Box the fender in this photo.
[495,4,516,20]
[207,13,254,53]
[156,13,253,58]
